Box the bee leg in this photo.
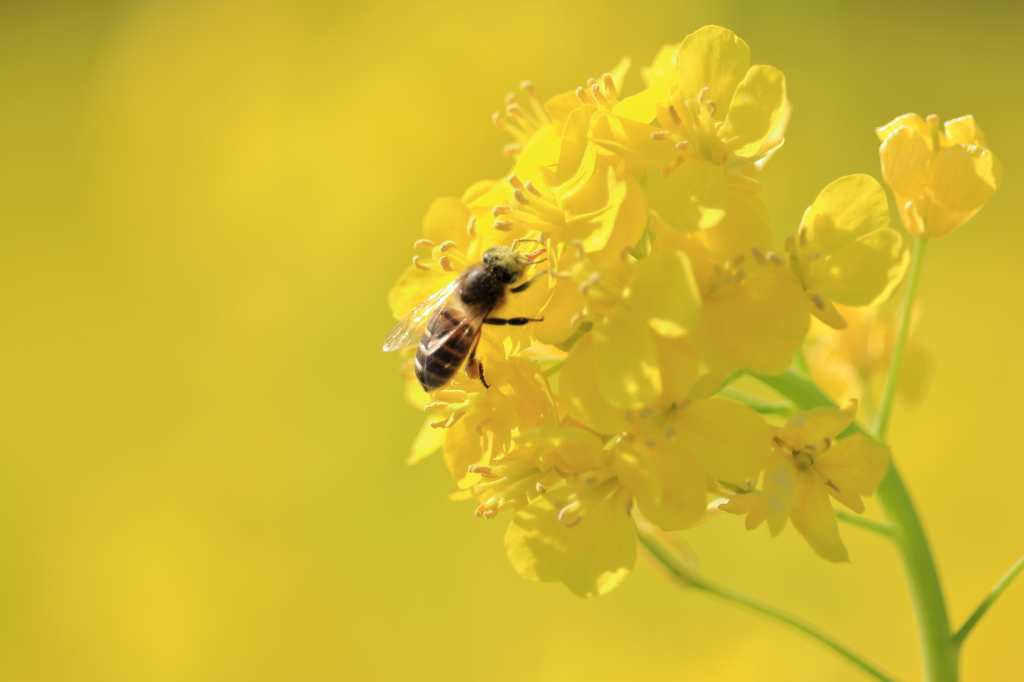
[465,333,490,389]
[465,356,490,389]
[483,317,544,326]
[510,269,551,293]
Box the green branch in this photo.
[836,510,895,537]
[638,529,901,682]
[717,385,794,415]
[953,554,1024,647]
[872,237,928,442]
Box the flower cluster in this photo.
[386,26,1000,597]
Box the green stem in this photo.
[953,554,1024,647]
[756,368,957,682]
[836,509,895,537]
[639,530,901,682]
[717,385,794,415]
[872,237,928,442]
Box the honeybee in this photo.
[383,240,548,391]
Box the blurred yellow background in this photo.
[2,1,1022,680]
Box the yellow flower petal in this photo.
[875,113,931,145]
[674,397,771,484]
[814,227,909,307]
[677,25,750,120]
[801,174,891,256]
[723,65,787,156]
[614,441,708,530]
[653,334,700,405]
[517,427,607,473]
[505,486,637,598]
[423,196,473,245]
[625,246,701,337]
[593,307,662,409]
[544,90,583,136]
[613,81,671,123]
[760,449,795,535]
[790,473,849,562]
[782,401,857,451]
[648,157,729,232]
[444,413,492,487]
[814,432,890,497]
[560,333,628,434]
[552,105,597,186]
[641,42,680,88]
[534,278,586,345]
[926,143,1002,212]
[691,188,774,263]
[694,269,810,375]
[879,126,931,201]
[580,171,646,259]
[589,110,679,171]
[943,115,987,147]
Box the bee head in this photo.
[482,245,544,284]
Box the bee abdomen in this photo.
[415,308,477,391]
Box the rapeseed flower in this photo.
[384,26,934,598]
[877,114,1001,238]
[721,401,890,561]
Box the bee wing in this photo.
[382,279,462,352]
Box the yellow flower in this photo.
[804,304,931,413]
[647,25,790,171]
[877,113,1002,238]
[722,400,890,561]
[505,476,637,598]
[656,188,811,375]
[786,174,910,329]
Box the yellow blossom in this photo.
[383,27,950,599]
[722,400,890,561]
[877,113,1002,238]
[804,304,931,412]
[786,174,910,329]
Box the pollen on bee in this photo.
[412,255,431,270]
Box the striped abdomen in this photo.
[414,307,479,391]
